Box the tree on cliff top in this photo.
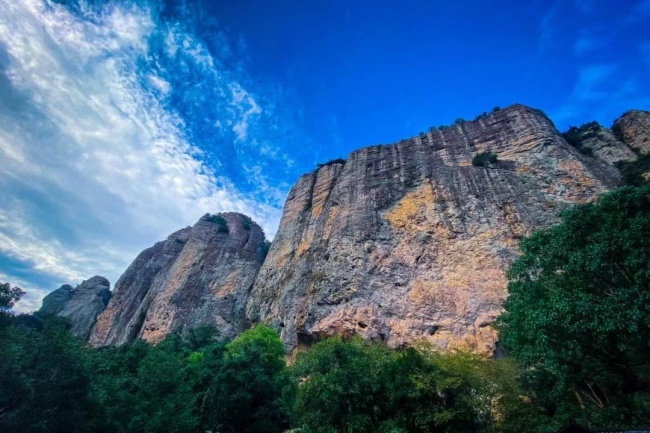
[497,185,650,427]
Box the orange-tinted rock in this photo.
[613,110,650,155]
[246,104,621,354]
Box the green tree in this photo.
[0,282,25,310]
[201,325,289,433]
[497,185,650,428]
[86,335,202,433]
[0,317,90,433]
[472,151,498,167]
[289,337,486,433]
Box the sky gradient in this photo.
[1,0,649,311]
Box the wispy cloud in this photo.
[0,0,304,312]
[551,63,650,128]
[538,4,561,52]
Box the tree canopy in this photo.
[498,184,650,427]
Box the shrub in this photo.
[617,154,650,186]
[260,240,272,258]
[472,150,498,167]
[241,215,253,230]
[561,121,600,155]
[204,214,229,234]
[316,158,346,170]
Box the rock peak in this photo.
[90,213,267,346]
[38,276,111,340]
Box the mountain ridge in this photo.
[38,104,650,353]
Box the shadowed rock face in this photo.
[246,104,622,354]
[89,213,267,346]
[38,277,111,340]
[38,284,74,316]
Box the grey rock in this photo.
[90,213,267,346]
[37,277,111,340]
[38,284,73,316]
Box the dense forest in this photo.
[1,184,649,433]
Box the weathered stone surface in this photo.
[246,104,621,354]
[613,110,650,155]
[38,284,73,316]
[89,213,267,346]
[571,124,637,165]
[38,277,111,340]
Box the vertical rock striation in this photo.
[247,104,622,354]
[38,276,111,340]
[89,213,267,346]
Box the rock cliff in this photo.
[81,105,650,352]
[89,213,268,346]
[246,104,624,354]
[613,110,650,155]
[38,276,111,340]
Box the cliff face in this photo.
[89,213,267,346]
[613,110,650,155]
[38,284,73,316]
[246,104,622,354]
[38,277,111,340]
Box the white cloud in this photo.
[551,63,650,127]
[0,0,285,312]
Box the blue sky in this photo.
[0,0,648,311]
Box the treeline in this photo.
[0,318,541,433]
[1,184,649,433]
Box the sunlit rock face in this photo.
[86,105,650,353]
[89,213,267,346]
[246,104,622,354]
[613,110,650,155]
[38,276,111,341]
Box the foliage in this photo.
[241,214,254,230]
[87,337,199,433]
[201,325,289,433]
[561,122,600,156]
[0,281,25,311]
[316,158,346,170]
[472,151,499,167]
[204,213,229,233]
[5,183,650,432]
[289,337,510,433]
[261,239,272,258]
[617,153,650,186]
[497,185,650,428]
[0,316,90,433]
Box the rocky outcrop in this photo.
[566,123,636,165]
[568,111,650,182]
[38,277,111,340]
[246,104,622,354]
[613,110,650,155]
[89,213,268,346]
[38,284,73,316]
